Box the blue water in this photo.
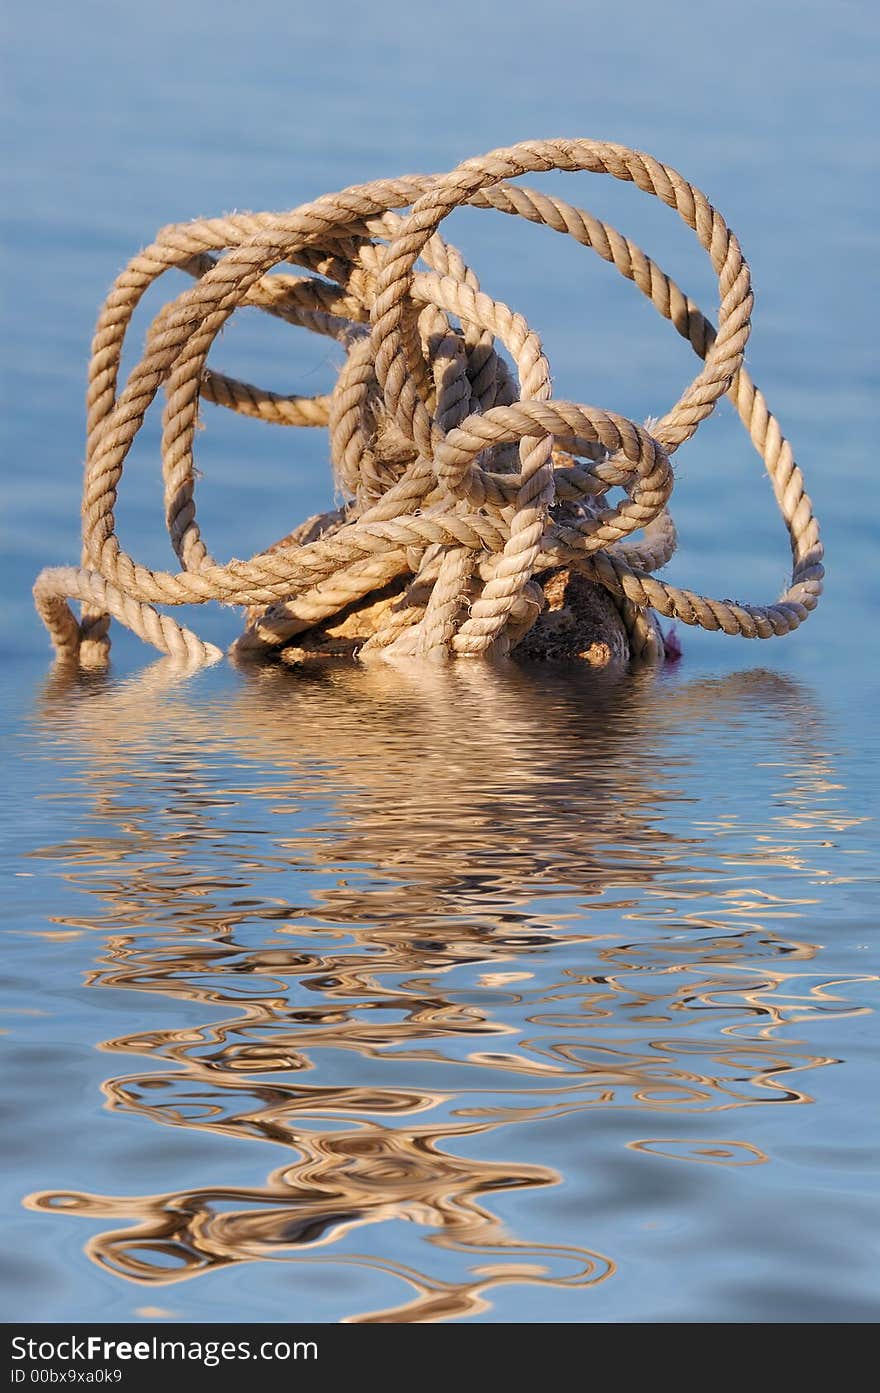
[1,0,878,1323]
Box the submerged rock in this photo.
[278,569,630,667]
[513,570,630,668]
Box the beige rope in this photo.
[33,138,823,669]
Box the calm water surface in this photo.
[2,0,878,1323]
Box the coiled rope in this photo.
[33,138,823,669]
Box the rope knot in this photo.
[32,138,823,670]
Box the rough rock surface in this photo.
[511,570,629,667]
[277,570,630,667]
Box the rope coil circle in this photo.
[33,137,824,669]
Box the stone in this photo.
[278,569,630,666]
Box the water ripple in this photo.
[13,662,877,1320]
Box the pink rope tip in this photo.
[663,625,683,663]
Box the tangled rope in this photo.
[33,138,823,670]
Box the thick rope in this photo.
[33,138,823,669]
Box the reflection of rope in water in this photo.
[24,664,872,1320]
[32,1129,613,1323]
